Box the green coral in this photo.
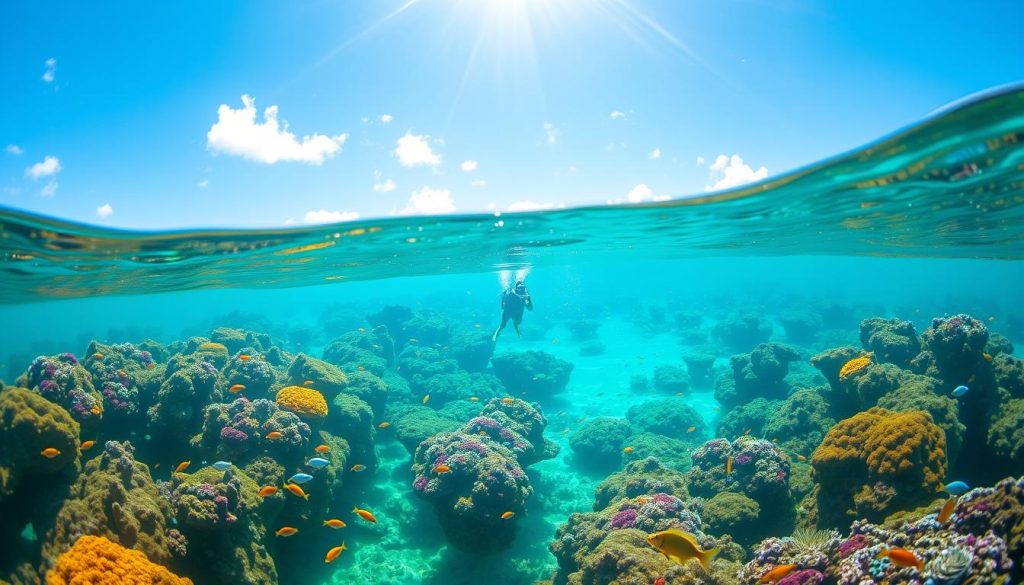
[626,398,705,437]
[285,354,347,400]
[717,397,780,440]
[0,388,80,502]
[569,417,633,471]
[987,398,1024,466]
[620,432,693,472]
[763,388,835,457]
[592,457,688,511]
[388,405,462,454]
[325,394,376,471]
[702,491,764,549]
[859,317,921,365]
[339,370,389,416]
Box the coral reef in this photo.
[717,397,781,441]
[652,365,690,395]
[339,369,390,416]
[703,492,764,549]
[419,371,505,407]
[779,308,823,345]
[952,475,1024,580]
[859,317,921,365]
[626,399,705,437]
[592,457,688,511]
[763,389,835,458]
[620,432,694,472]
[986,399,1024,469]
[0,387,80,501]
[285,354,347,400]
[680,346,717,386]
[326,393,377,470]
[569,417,633,472]
[475,397,558,465]
[18,353,102,426]
[221,348,279,396]
[490,351,573,402]
[448,329,496,372]
[46,535,192,585]
[147,355,220,442]
[275,385,328,421]
[713,312,772,351]
[877,374,965,466]
[83,341,159,425]
[714,343,800,408]
[389,405,463,454]
[192,397,312,462]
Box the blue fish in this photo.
[289,473,314,485]
[307,457,330,469]
[945,481,970,496]
[951,385,969,397]
[211,461,232,471]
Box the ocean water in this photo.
[0,86,1023,585]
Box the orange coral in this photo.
[276,385,328,420]
[46,535,192,585]
[838,355,872,381]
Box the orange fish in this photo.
[797,455,807,462]
[323,519,347,529]
[636,497,650,505]
[937,496,956,524]
[265,431,284,440]
[478,430,487,436]
[275,527,298,537]
[726,455,733,476]
[875,547,924,571]
[90,405,102,416]
[228,384,246,393]
[758,564,798,583]
[258,485,278,497]
[146,362,156,370]
[501,397,514,405]
[422,394,430,405]
[325,543,347,563]
[303,380,315,387]
[468,397,479,402]
[623,446,634,454]
[80,440,95,451]
[41,448,60,458]
[350,464,366,472]
[353,506,377,523]
[283,483,309,500]
[239,354,251,361]
[982,352,993,362]
[501,511,515,519]
[377,422,391,429]
[175,460,190,473]
[93,352,104,360]
[687,426,696,433]
[315,444,330,453]
[116,369,127,378]
[433,464,451,474]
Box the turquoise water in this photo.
[1,87,1024,584]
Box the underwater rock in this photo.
[717,397,781,441]
[779,308,823,345]
[284,353,347,400]
[395,345,460,395]
[325,393,377,471]
[680,346,717,386]
[419,370,505,407]
[714,343,800,408]
[569,417,633,472]
[46,535,193,585]
[809,346,863,390]
[993,353,1024,399]
[221,348,279,396]
[592,457,688,511]
[626,398,705,437]
[322,337,389,377]
[620,432,694,472]
[147,354,220,445]
[339,369,390,416]
[17,353,102,427]
[702,491,765,549]
[0,387,79,502]
[859,317,921,365]
[568,319,601,341]
[763,388,835,459]
[652,364,690,394]
[579,340,606,357]
[490,350,573,401]
[448,329,496,372]
[713,311,772,351]
[388,405,463,454]
[210,327,271,354]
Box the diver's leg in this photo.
[493,313,510,341]
[513,317,523,338]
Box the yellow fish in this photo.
[937,496,956,524]
[422,394,430,405]
[623,446,634,454]
[323,519,347,529]
[377,422,391,429]
[501,511,515,519]
[228,384,246,393]
[350,464,366,472]
[501,397,514,405]
[646,529,719,569]
[353,506,377,523]
[468,397,479,402]
[726,455,733,476]
[325,542,347,563]
[175,460,190,473]
[303,380,316,387]
[687,426,696,433]
[283,483,309,500]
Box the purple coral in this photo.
[610,508,638,528]
[838,533,869,557]
[777,569,825,585]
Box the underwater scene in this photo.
[1,82,1024,585]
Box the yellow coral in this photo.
[838,355,872,381]
[195,342,228,355]
[46,535,192,585]
[276,385,328,420]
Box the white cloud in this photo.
[197,180,208,189]
[507,200,563,212]
[304,209,360,224]
[207,95,347,165]
[460,160,478,172]
[648,148,661,160]
[96,203,113,218]
[5,144,24,156]
[696,156,705,166]
[373,178,396,192]
[398,186,455,215]
[543,123,559,145]
[379,114,393,124]
[704,154,768,191]
[40,180,58,197]
[627,184,653,203]
[394,133,442,167]
[25,155,61,179]
[471,179,486,188]
[42,58,56,83]
[610,111,626,120]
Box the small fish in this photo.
[325,543,347,563]
[875,547,923,571]
[796,455,807,462]
[303,380,315,387]
[675,392,684,397]
[646,528,719,570]
[265,431,284,440]
[468,397,479,402]
[501,511,515,519]
[982,352,993,362]
[478,430,487,436]
[258,485,278,497]
[578,416,586,423]
[945,481,970,496]
[228,384,246,393]
[636,497,650,505]
[350,464,366,472]
[501,397,514,405]
[988,316,996,322]
[289,473,314,484]
[356,365,366,371]
[323,519,347,529]
[623,446,634,454]
[315,444,330,453]
[283,483,309,500]
[211,461,232,471]
[561,428,570,434]
[175,460,190,473]
[307,457,330,469]
[937,496,956,524]
[238,354,251,361]
[726,455,733,476]
[473,323,481,328]
[758,564,798,583]
[743,428,752,436]
[80,440,95,451]
[41,447,61,459]
[433,464,451,474]
[951,385,970,397]
[687,426,696,433]
[377,422,391,429]
[116,369,127,378]
[275,527,298,537]
[90,405,102,415]
[353,506,377,523]
[968,374,976,383]
[409,338,419,344]
[93,352,104,360]
[422,394,430,405]
[558,411,566,417]
[357,327,367,333]
[654,578,666,585]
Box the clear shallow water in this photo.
[1,87,1024,585]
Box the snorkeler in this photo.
[493,280,534,341]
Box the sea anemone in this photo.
[927,546,972,585]
[839,355,872,380]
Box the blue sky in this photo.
[2,0,1021,229]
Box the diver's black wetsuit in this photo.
[493,283,533,341]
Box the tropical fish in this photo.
[284,483,309,500]
[79,440,95,451]
[408,338,419,344]
[93,353,104,360]
[315,444,330,453]
[357,327,366,333]
[561,428,570,434]
[743,428,752,436]
[687,426,696,433]
[501,397,514,405]
[377,422,391,429]
[41,448,60,458]
[289,473,314,484]
[478,430,487,436]
[636,497,650,505]
[422,394,430,405]
[275,527,298,537]
[726,455,733,476]
[937,496,956,524]
[468,397,479,402]
[238,354,251,361]
[501,511,515,519]
[212,461,232,471]
[303,380,315,386]
[116,369,127,378]
[228,384,246,393]
[307,457,330,469]
[945,481,970,496]
[258,486,278,497]
[146,362,156,370]
[675,392,684,397]
[558,411,566,417]
[577,416,586,423]
[951,385,969,397]
[323,519,346,529]
[758,564,797,583]
[796,455,807,462]
[433,464,451,474]
[265,431,284,440]
[982,352,993,362]
[623,446,634,454]
[356,365,366,371]
[353,507,377,523]
[350,464,366,472]
[175,460,190,473]
[646,529,719,569]
[875,547,923,571]
[90,405,102,415]
[325,543,347,563]
[654,578,666,585]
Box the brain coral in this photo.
[46,535,192,585]
[275,385,328,421]
[811,407,946,528]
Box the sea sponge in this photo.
[275,385,328,421]
[46,535,193,585]
[811,407,946,528]
[838,355,872,381]
[0,387,80,501]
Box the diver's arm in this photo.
[524,294,533,311]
